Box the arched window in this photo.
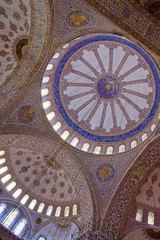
[42,101,51,110]
[0,158,6,165]
[61,130,69,140]
[0,150,5,156]
[72,204,77,216]
[151,124,156,132]
[93,146,101,154]
[70,138,79,147]
[0,203,6,215]
[41,88,49,97]
[21,195,29,205]
[64,206,70,217]
[47,112,55,121]
[106,146,113,155]
[13,218,27,236]
[131,140,137,149]
[55,206,61,217]
[13,188,22,198]
[53,53,60,59]
[53,122,62,131]
[142,133,147,141]
[0,166,8,175]
[3,208,19,228]
[46,206,53,216]
[81,143,90,152]
[29,199,37,210]
[42,76,50,83]
[136,209,143,222]
[148,212,154,225]
[37,203,45,213]
[46,64,53,71]
[6,181,16,191]
[119,145,125,153]
[1,174,11,183]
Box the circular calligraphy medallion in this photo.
[18,105,35,123]
[66,11,90,27]
[97,76,119,99]
[96,164,114,182]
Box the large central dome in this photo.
[41,33,160,155]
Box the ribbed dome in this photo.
[41,33,160,155]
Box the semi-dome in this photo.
[41,33,160,155]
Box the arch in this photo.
[13,218,27,237]
[2,208,19,228]
[32,221,79,240]
[101,134,160,239]
[0,199,32,237]
[0,134,95,224]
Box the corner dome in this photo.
[41,33,160,155]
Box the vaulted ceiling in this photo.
[0,0,159,239]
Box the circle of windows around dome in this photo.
[41,33,160,155]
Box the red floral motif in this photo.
[146,187,153,201]
[152,173,158,184]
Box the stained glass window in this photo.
[37,203,45,213]
[1,174,11,183]
[70,138,79,147]
[64,206,70,217]
[13,218,27,236]
[28,199,37,210]
[0,158,6,165]
[47,112,55,121]
[0,151,5,156]
[20,194,29,205]
[53,122,62,131]
[148,212,154,225]
[0,203,6,215]
[119,144,125,153]
[6,181,16,191]
[131,140,137,149]
[73,204,77,216]
[3,208,19,228]
[61,130,69,140]
[13,188,22,198]
[142,133,147,141]
[93,146,101,154]
[55,206,61,217]
[106,146,113,154]
[81,143,90,152]
[0,166,8,175]
[136,209,143,222]
[46,206,53,216]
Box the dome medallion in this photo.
[97,76,120,99]
[42,34,160,155]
